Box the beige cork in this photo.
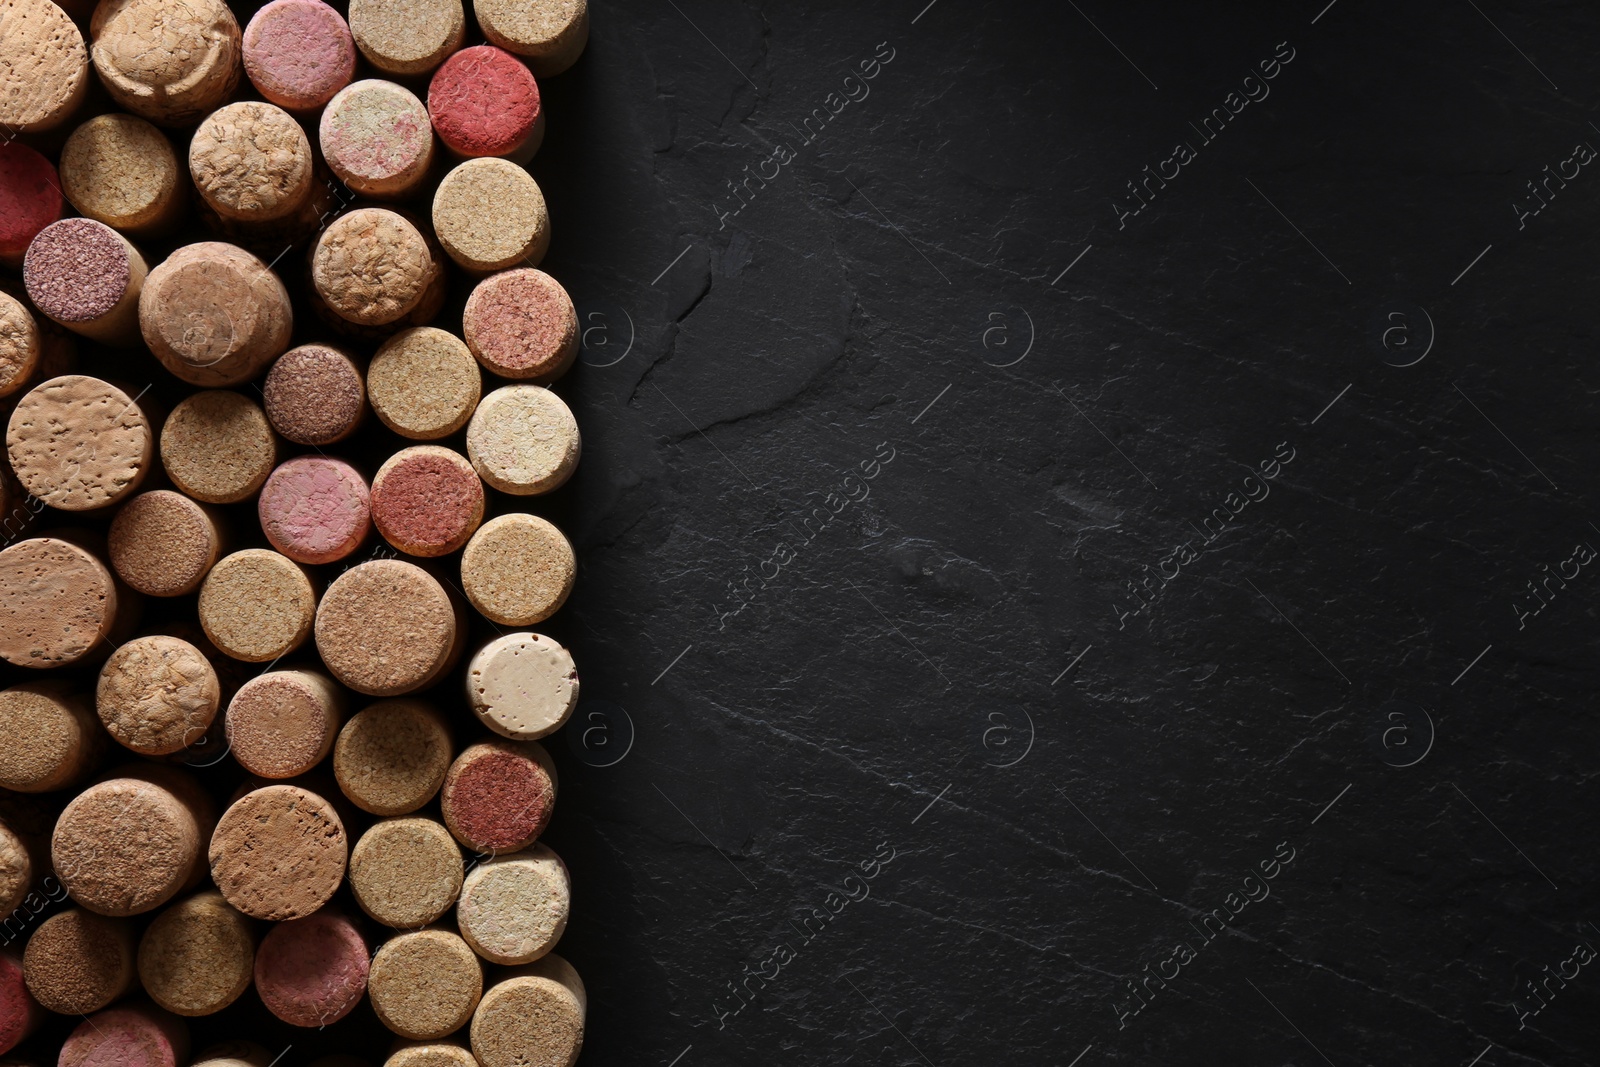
[22,909,136,1014]
[226,670,345,779]
[466,633,578,741]
[107,491,224,597]
[0,293,43,401]
[60,114,184,237]
[369,929,482,1040]
[0,822,31,918]
[439,739,557,855]
[262,344,365,446]
[0,0,90,135]
[368,328,481,440]
[96,636,220,757]
[432,160,549,274]
[385,1044,476,1067]
[192,1042,271,1067]
[349,817,462,928]
[198,549,316,663]
[320,80,435,200]
[348,0,463,76]
[465,386,579,497]
[460,514,575,627]
[208,784,347,921]
[315,560,463,697]
[0,681,101,792]
[160,391,279,505]
[139,242,294,388]
[333,700,451,816]
[473,0,586,77]
[456,845,569,965]
[0,537,128,669]
[469,955,585,1067]
[312,208,442,328]
[461,270,577,383]
[89,0,242,127]
[23,220,149,346]
[190,102,315,228]
[136,890,254,1017]
[6,375,152,510]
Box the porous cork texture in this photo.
[368,327,480,440]
[440,739,556,854]
[139,242,294,387]
[108,491,224,597]
[192,1041,271,1067]
[198,549,316,663]
[0,537,124,669]
[462,270,577,382]
[58,1001,190,1067]
[96,635,221,756]
[253,910,369,1027]
[0,143,65,268]
[469,954,585,1067]
[0,681,100,792]
[225,670,344,779]
[312,209,440,327]
[0,0,89,134]
[385,1044,477,1067]
[7,375,152,510]
[0,293,41,399]
[332,699,451,815]
[190,102,315,223]
[456,844,570,965]
[460,513,575,627]
[160,391,278,504]
[348,817,462,928]
[22,909,136,1014]
[370,445,483,557]
[136,891,254,1016]
[243,0,356,112]
[432,159,549,273]
[368,929,482,1040]
[60,114,183,236]
[208,785,347,921]
[473,0,586,76]
[0,948,41,1054]
[0,824,31,918]
[320,80,435,199]
[90,0,242,126]
[258,456,371,565]
[347,0,463,75]
[428,46,542,159]
[262,344,365,446]
[315,560,462,697]
[52,770,212,916]
[465,386,579,496]
[467,633,578,741]
[22,220,148,345]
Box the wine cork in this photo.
[460,514,575,627]
[312,208,442,327]
[368,328,481,440]
[456,845,569,965]
[469,955,585,1067]
[262,344,365,446]
[385,1045,475,1067]
[0,825,30,919]
[316,560,463,697]
[107,491,224,597]
[198,549,316,663]
[466,632,577,741]
[440,739,556,854]
[139,242,294,388]
[321,80,435,200]
[0,293,43,400]
[0,951,41,1057]
[473,0,586,77]
[22,219,148,345]
[96,635,220,757]
[464,386,579,497]
[136,891,254,1017]
[0,537,128,669]
[209,785,347,921]
[22,909,136,1014]
[160,391,278,505]
[347,0,463,76]
[190,102,316,230]
[226,670,345,779]
[254,909,369,1028]
[369,929,481,1040]
[427,47,543,160]
[58,1002,189,1067]
[370,446,483,558]
[243,0,356,112]
[258,456,371,565]
[52,770,213,916]
[349,817,462,928]
[0,144,64,270]
[59,115,184,237]
[7,375,153,510]
[193,1042,271,1067]
[462,271,577,383]
[0,681,101,792]
[333,700,451,816]
[90,0,241,127]
[0,0,89,135]
[432,160,548,274]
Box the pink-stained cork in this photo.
[461,270,578,383]
[369,446,483,558]
[258,456,371,565]
[320,80,435,200]
[428,46,542,159]
[22,220,148,345]
[0,144,64,269]
[243,0,356,112]
[253,910,369,1028]
[58,1001,190,1067]
[0,951,41,1056]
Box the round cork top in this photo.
[23,219,134,325]
[59,1003,190,1067]
[160,391,278,504]
[193,1042,272,1067]
[7,375,151,510]
[386,1045,477,1067]
[0,0,88,134]
[464,386,579,496]
[432,159,549,273]
[0,292,42,398]
[0,949,39,1055]
[332,700,451,815]
[254,910,369,1027]
[347,0,463,76]
[427,47,540,158]
[53,774,206,916]
[440,739,556,854]
[90,0,242,126]
[22,909,135,1014]
[456,845,570,965]
[108,491,223,597]
[462,271,577,382]
[312,209,438,327]
[263,344,365,446]
[139,241,294,388]
[460,514,575,627]
[370,446,483,558]
[258,456,371,565]
[0,824,31,918]
[0,537,121,669]
[469,955,585,1067]
[315,560,460,697]
[466,633,578,741]
[60,114,180,234]
[137,891,254,1017]
[368,930,481,1041]
[0,144,64,265]
[320,80,435,198]
[0,681,98,792]
[226,670,344,779]
[198,549,316,662]
[190,102,314,223]
[208,785,347,921]
[368,328,481,440]
[243,0,356,112]
[473,0,586,76]
[96,636,220,756]
[348,817,462,928]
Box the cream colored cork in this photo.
[0,822,31,918]
[107,491,224,597]
[90,0,242,127]
[139,242,294,388]
[320,80,435,199]
[368,328,481,440]
[0,0,90,134]
[474,0,586,77]
[385,1044,476,1067]
[137,890,254,1017]
[208,784,347,921]
[190,102,315,227]
[22,220,149,346]
[160,391,279,505]
[432,160,549,274]
[226,670,345,779]
[0,682,100,792]
[369,929,482,1040]
[22,909,137,1014]
[456,845,569,965]
[469,954,585,1067]
[467,633,578,741]
[192,1042,271,1067]
[349,817,462,928]
[315,560,463,697]
[198,549,317,663]
[60,115,184,237]
[348,0,463,76]
[312,209,441,327]
[6,375,152,510]
[460,514,575,627]
[465,386,579,496]
[333,700,451,815]
[96,636,220,757]
[0,293,41,400]
[0,538,126,669]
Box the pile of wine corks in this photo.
[0,0,591,1063]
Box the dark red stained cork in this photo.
[0,144,64,264]
[22,219,131,323]
[428,46,540,157]
[0,950,40,1055]
[447,751,552,851]
[370,448,482,556]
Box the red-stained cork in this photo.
[23,220,147,345]
[369,446,483,558]
[462,270,577,383]
[0,951,41,1056]
[243,0,357,112]
[428,46,542,159]
[0,144,64,269]
[253,910,369,1028]
[440,739,556,854]
[58,1001,190,1067]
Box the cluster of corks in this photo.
[0,0,592,1064]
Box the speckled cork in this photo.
[262,344,365,446]
[190,102,316,228]
[254,909,369,1027]
[0,0,89,135]
[370,446,483,557]
[0,950,41,1056]
[312,208,442,327]
[428,46,543,160]
[439,739,556,854]
[464,386,579,498]
[136,891,254,1017]
[139,242,294,387]
[349,817,462,928]
[96,636,221,756]
[473,0,586,76]
[209,784,347,921]
[460,514,575,627]
[0,537,128,669]
[258,456,371,565]
[347,0,463,76]
[22,909,137,1014]
[198,549,316,663]
[226,670,345,779]
[60,115,184,237]
[432,160,549,273]
[469,955,585,1067]
[243,0,355,112]
[0,824,31,919]
[321,80,435,200]
[192,1041,272,1067]
[90,0,241,126]
[369,929,481,1040]
[315,560,463,697]
[0,293,43,399]
[0,681,101,792]
[6,375,152,509]
[160,391,279,505]
[384,1044,476,1067]
[332,700,451,815]
[367,328,481,440]
[108,491,224,597]
[466,632,577,741]
[456,844,569,965]
[58,1001,190,1067]
[0,144,64,269]
[461,271,577,382]
[23,219,149,345]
